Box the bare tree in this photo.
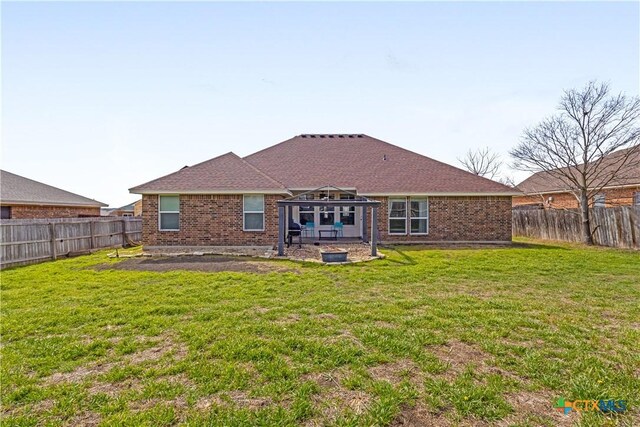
[510,81,640,244]
[498,175,517,188]
[458,147,502,180]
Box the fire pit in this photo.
[320,249,348,263]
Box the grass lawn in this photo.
[1,240,639,426]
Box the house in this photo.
[129,134,517,250]
[0,170,107,219]
[513,148,640,209]
[101,201,141,217]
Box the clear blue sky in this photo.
[2,1,638,207]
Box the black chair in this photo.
[287,222,302,248]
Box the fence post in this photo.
[121,219,127,247]
[89,220,95,249]
[49,223,57,260]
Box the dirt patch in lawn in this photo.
[2,399,56,418]
[87,378,142,397]
[193,391,272,411]
[429,340,520,382]
[429,340,491,380]
[275,313,302,325]
[44,362,116,385]
[391,403,454,427]
[67,411,102,426]
[129,396,189,412]
[324,330,365,348]
[368,359,424,387]
[497,390,579,427]
[302,371,373,424]
[94,255,297,274]
[43,334,187,386]
[127,334,188,364]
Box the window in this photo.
[319,206,335,225]
[1,206,11,219]
[634,192,640,206]
[410,198,429,234]
[299,194,314,225]
[593,194,606,208]
[339,194,355,225]
[159,195,180,230]
[318,193,335,226]
[243,195,264,231]
[389,198,407,234]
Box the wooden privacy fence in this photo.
[513,207,640,249]
[1,218,142,268]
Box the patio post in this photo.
[361,206,368,243]
[278,205,285,256]
[371,207,378,257]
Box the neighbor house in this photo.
[513,148,640,209]
[129,134,518,249]
[0,170,107,219]
[101,201,141,217]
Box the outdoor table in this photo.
[318,230,338,241]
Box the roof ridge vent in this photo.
[299,133,364,139]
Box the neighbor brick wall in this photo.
[513,186,640,209]
[142,194,282,247]
[3,204,101,219]
[372,196,512,242]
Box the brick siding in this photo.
[373,196,512,242]
[513,186,640,209]
[142,194,512,247]
[3,204,101,219]
[142,194,281,247]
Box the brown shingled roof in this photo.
[244,134,515,194]
[129,152,288,194]
[517,147,640,194]
[130,135,517,195]
[1,170,107,207]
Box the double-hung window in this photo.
[159,195,180,231]
[299,194,315,225]
[633,192,640,206]
[389,198,407,234]
[339,194,355,225]
[318,192,335,226]
[410,198,429,234]
[243,195,265,231]
[593,194,606,208]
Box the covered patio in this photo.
[276,186,381,256]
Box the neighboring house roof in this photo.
[129,152,288,194]
[516,147,640,195]
[244,134,515,195]
[117,201,137,211]
[101,201,138,216]
[0,170,107,207]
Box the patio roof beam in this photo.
[276,200,381,207]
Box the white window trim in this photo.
[409,197,429,235]
[388,197,408,235]
[243,194,265,232]
[158,195,180,231]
